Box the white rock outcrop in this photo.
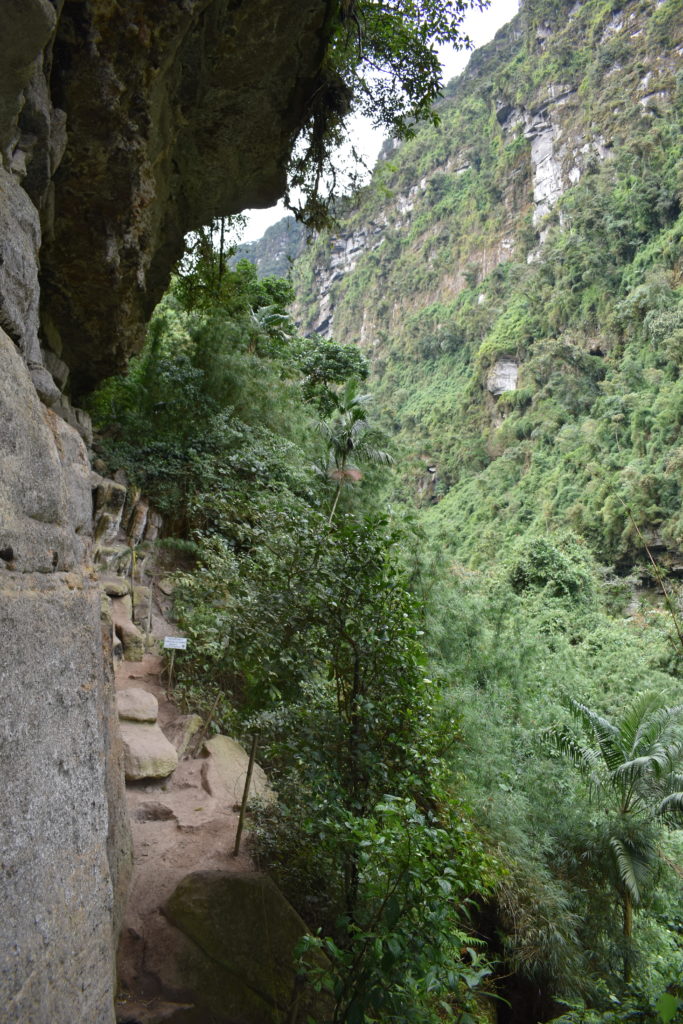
[487,359,519,396]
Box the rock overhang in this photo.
[38,0,333,396]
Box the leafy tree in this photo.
[546,695,683,981]
[250,513,496,1023]
[289,0,487,224]
[318,379,393,522]
[297,335,369,416]
[175,241,295,319]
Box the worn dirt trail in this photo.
[114,649,256,1024]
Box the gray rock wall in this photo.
[0,0,63,404]
[0,331,131,1024]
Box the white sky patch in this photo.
[239,0,520,243]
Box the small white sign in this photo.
[164,636,188,650]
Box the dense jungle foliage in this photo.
[90,252,500,1022]
[90,0,683,1020]
[90,261,683,1024]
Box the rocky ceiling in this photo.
[38,0,332,395]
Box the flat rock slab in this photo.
[135,801,177,823]
[201,735,275,808]
[117,687,159,723]
[113,613,145,662]
[120,721,178,781]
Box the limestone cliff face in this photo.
[0,2,332,1021]
[293,0,682,345]
[232,216,308,279]
[286,0,683,571]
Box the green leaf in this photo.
[346,997,366,1024]
[656,993,681,1024]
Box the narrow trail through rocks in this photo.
[115,646,258,1023]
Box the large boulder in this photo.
[116,687,158,724]
[164,871,331,1024]
[100,576,131,598]
[117,620,145,663]
[110,598,146,662]
[201,735,275,808]
[119,721,178,781]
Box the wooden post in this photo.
[146,576,154,643]
[192,690,223,756]
[233,733,259,857]
[168,649,175,695]
[129,545,136,618]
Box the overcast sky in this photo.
[240,0,520,242]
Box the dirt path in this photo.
[115,652,256,1023]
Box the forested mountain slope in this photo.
[293,0,683,573]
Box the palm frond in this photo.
[621,693,666,750]
[316,419,334,443]
[609,836,657,904]
[632,699,683,753]
[340,377,371,411]
[657,791,683,818]
[662,771,683,791]
[544,727,603,789]
[353,440,394,467]
[614,747,678,784]
[567,699,622,773]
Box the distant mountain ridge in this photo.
[231,216,307,277]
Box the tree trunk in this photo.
[623,891,633,983]
[345,651,363,919]
[217,216,226,286]
[328,480,343,524]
